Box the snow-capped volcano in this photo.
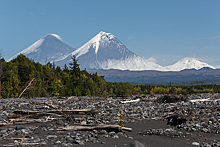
[74,31,135,63]
[74,31,132,59]
[163,57,216,71]
[9,34,75,64]
[9,32,216,71]
[55,31,162,70]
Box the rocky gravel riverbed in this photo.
[0,93,219,146]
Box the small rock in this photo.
[81,121,87,125]
[55,141,61,144]
[14,140,19,145]
[67,142,74,146]
[191,128,196,131]
[192,142,200,146]
[128,136,133,139]
[93,130,98,134]
[103,134,109,138]
[66,137,73,141]
[41,141,47,145]
[33,138,41,143]
[109,131,116,136]
[99,130,108,135]
[46,135,57,139]
[202,128,209,133]
[112,135,119,139]
[129,141,145,147]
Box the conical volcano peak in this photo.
[163,57,216,71]
[180,57,201,62]
[90,31,117,44]
[99,31,108,35]
[98,31,113,36]
[99,31,115,41]
[43,34,63,41]
[73,31,128,57]
[9,33,75,64]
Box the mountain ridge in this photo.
[9,31,216,71]
[162,57,215,71]
[9,34,75,65]
[88,67,220,84]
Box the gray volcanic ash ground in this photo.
[0,94,219,146]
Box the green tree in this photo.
[69,55,80,76]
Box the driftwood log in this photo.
[9,118,53,124]
[58,125,132,132]
[120,98,140,104]
[8,109,98,119]
[3,137,33,141]
[0,122,13,126]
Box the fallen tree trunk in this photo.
[44,103,59,109]
[8,109,98,119]
[9,112,63,119]
[121,127,132,132]
[120,98,140,104]
[20,143,40,146]
[58,125,132,132]
[9,118,52,123]
[0,122,13,126]
[33,102,59,109]
[3,137,33,141]
[18,78,35,98]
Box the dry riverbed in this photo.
[0,94,219,147]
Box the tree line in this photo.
[137,84,218,95]
[0,54,136,98]
[0,54,219,98]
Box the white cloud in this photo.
[147,57,157,63]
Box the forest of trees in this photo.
[137,84,216,95]
[0,54,220,99]
[0,54,136,98]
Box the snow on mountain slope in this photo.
[55,31,162,70]
[99,55,163,70]
[9,34,75,64]
[75,31,117,57]
[73,31,135,60]
[163,57,216,71]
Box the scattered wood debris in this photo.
[58,125,132,132]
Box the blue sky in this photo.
[1,0,220,66]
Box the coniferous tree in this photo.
[69,55,80,76]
